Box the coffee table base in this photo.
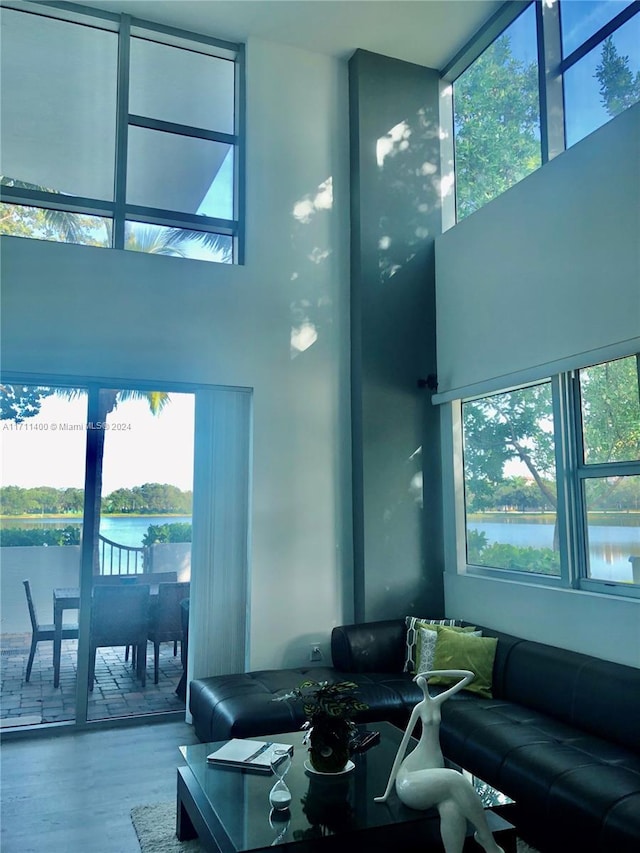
[177,765,517,853]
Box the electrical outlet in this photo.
[310,644,323,662]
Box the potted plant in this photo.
[276,680,368,773]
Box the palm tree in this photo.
[127,222,232,263]
[2,176,233,262]
[72,388,171,573]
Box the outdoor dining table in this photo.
[52,584,162,688]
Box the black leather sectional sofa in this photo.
[189,618,640,852]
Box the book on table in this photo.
[207,739,294,773]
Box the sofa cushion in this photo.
[547,764,640,851]
[573,657,640,752]
[331,620,407,673]
[403,616,462,672]
[430,627,498,698]
[601,793,640,853]
[189,665,423,743]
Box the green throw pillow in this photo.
[414,623,480,676]
[430,626,498,698]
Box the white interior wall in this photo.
[436,106,640,667]
[0,37,352,670]
[436,103,640,399]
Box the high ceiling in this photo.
[83,0,505,70]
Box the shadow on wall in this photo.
[376,106,442,284]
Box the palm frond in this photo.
[115,389,171,415]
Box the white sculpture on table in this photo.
[375,669,505,853]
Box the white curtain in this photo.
[186,386,252,720]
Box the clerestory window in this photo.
[0,1,244,263]
[446,0,640,223]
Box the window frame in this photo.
[0,0,245,263]
[457,358,640,601]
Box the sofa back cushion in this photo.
[331,620,406,673]
[483,629,640,753]
[500,640,586,724]
[573,657,640,753]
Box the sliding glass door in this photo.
[86,387,194,722]
[0,385,87,728]
[0,381,194,730]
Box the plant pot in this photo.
[308,716,352,773]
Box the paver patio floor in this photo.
[1,632,185,728]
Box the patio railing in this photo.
[98,534,147,575]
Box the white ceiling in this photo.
[83,0,504,70]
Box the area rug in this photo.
[131,801,541,852]
[131,802,202,853]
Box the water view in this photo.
[1,516,192,548]
[469,518,639,582]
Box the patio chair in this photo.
[147,582,190,684]
[98,572,179,663]
[23,579,79,682]
[88,584,151,690]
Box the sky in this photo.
[1,391,195,494]
[505,1,639,146]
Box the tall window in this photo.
[0,4,243,263]
[453,3,541,221]
[461,355,640,597]
[447,0,640,222]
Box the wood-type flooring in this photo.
[1,719,199,853]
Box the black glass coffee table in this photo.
[178,721,516,852]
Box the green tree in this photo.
[580,356,640,464]
[596,36,640,118]
[61,487,84,514]
[464,355,640,546]
[0,383,55,421]
[464,382,557,511]
[454,33,541,219]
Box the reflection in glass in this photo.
[560,0,635,57]
[125,221,233,263]
[584,477,640,583]
[129,37,235,134]
[0,8,117,200]
[0,202,111,246]
[127,127,233,219]
[564,14,640,147]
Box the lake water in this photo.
[1,516,192,548]
[3,515,637,582]
[470,520,639,582]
